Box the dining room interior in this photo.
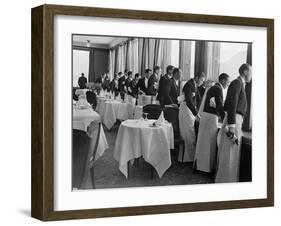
[72,34,252,190]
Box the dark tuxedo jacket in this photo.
[146,73,158,96]
[95,77,103,84]
[182,78,199,116]
[118,76,127,92]
[157,74,170,105]
[102,78,111,91]
[203,83,225,120]
[78,76,87,89]
[162,77,180,106]
[224,77,247,125]
[110,79,119,94]
[125,78,133,95]
[136,77,149,95]
[128,79,139,97]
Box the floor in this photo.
[81,121,214,190]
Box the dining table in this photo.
[73,106,109,161]
[113,119,174,178]
[96,97,134,130]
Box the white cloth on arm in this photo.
[215,114,243,183]
[194,112,218,172]
[178,101,196,162]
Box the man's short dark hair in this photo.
[173,67,180,76]
[239,63,251,75]
[118,72,122,76]
[145,68,152,73]
[218,73,229,83]
[166,65,174,73]
[153,66,160,72]
[135,73,140,78]
[194,71,206,80]
[127,71,132,76]
[81,73,84,76]
[124,69,128,73]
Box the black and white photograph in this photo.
[72,34,252,190]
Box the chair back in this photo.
[143,104,162,119]
[87,121,101,169]
[73,88,79,101]
[143,95,152,105]
[163,106,180,137]
[72,121,101,189]
[86,91,97,107]
[72,129,91,189]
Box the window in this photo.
[72,49,90,87]
[219,43,248,81]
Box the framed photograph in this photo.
[31,4,274,221]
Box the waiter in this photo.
[78,73,87,89]
[194,73,230,173]
[215,63,252,183]
[157,65,174,107]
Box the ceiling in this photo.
[73,35,127,48]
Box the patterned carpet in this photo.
[81,121,214,190]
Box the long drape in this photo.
[206,42,221,81]
[88,48,95,82]
[194,41,220,81]
[194,40,208,76]
[108,48,116,79]
[242,43,252,131]
[179,40,192,81]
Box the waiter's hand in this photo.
[228,126,235,134]
[195,114,201,121]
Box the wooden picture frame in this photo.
[31,4,274,221]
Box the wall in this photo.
[0,1,279,226]
[93,48,109,81]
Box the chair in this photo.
[163,106,185,161]
[86,91,97,109]
[142,104,162,120]
[72,121,101,189]
[73,88,79,101]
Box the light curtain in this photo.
[206,42,221,81]
[108,49,115,80]
[108,38,173,78]
[179,40,192,81]
[161,40,172,73]
[115,44,126,73]
[131,39,139,75]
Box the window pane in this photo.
[73,50,90,87]
[219,43,248,81]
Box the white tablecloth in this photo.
[113,119,174,178]
[101,100,134,130]
[75,89,88,96]
[96,96,108,117]
[73,107,109,160]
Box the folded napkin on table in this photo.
[155,111,166,126]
